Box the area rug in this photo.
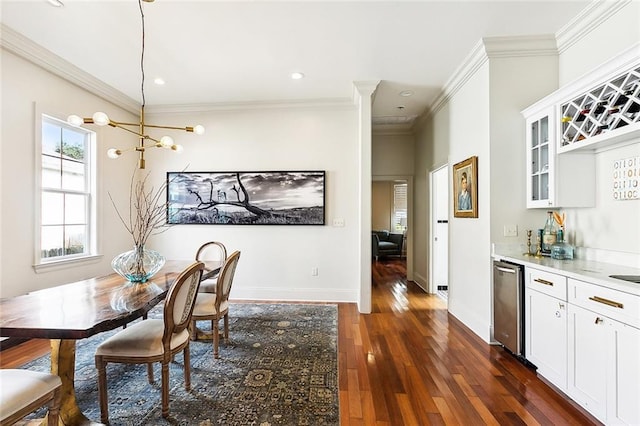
[24,303,338,426]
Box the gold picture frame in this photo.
[453,156,478,218]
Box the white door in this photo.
[431,165,449,294]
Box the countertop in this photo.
[492,249,640,296]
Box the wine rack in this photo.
[560,66,640,148]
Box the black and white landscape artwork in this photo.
[166,171,325,225]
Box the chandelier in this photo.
[67,0,204,169]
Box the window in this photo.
[393,183,407,232]
[37,114,97,266]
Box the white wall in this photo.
[488,54,559,247]
[0,50,137,298]
[445,63,492,340]
[372,132,415,176]
[413,107,450,288]
[143,106,361,303]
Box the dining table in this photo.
[0,259,221,426]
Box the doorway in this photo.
[371,177,413,282]
[430,165,449,301]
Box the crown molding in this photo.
[483,35,557,58]
[1,23,139,114]
[418,34,559,127]
[555,0,632,54]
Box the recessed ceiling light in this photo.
[153,77,165,85]
[46,0,64,6]
[399,90,414,97]
[291,72,305,80]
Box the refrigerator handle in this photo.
[495,266,516,274]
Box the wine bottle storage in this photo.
[560,65,640,147]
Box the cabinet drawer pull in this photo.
[534,278,554,286]
[588,296,624,309]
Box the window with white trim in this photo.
[393,183,407,232]
[38,114,97,265]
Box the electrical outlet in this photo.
[503,225,518,237]
[311,267,319,276]
[332,218,345,227]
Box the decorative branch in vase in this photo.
[110,170,173,283]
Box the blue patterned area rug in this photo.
[24,303,338,426]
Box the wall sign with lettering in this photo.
[613,156,639,200]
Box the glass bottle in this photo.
[551,229,575,260]
[541,211,557,254]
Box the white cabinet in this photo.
[525,268,568,390]
[607,319,640,425]
[524,107,595,208]
[522,265,640,425]
[567,303,608,422]
[567,278,640,425]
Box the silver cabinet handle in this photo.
[496,266,516,274]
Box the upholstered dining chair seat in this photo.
[193,294,228,317]
[0,369,61,425]
[198,278,218,294]
[96,319,190,358]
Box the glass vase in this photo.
[111,245,165,283]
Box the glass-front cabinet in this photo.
[526,109,553,208]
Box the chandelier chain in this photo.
[138,0,146,108]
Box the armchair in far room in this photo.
[371,230,404,260]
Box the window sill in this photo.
[33,254,103,274]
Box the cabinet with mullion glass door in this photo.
[524,104,595,209]
[526,109,553,208]
[560,65,640,153]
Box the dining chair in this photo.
[191,250,241,359]
[195,241,227,293]
[0,369,62,426]
[95,261,204,423]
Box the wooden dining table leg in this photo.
[45,339,101,426]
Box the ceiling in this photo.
[1,0,590,131]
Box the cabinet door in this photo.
[526,288,567,390]
[567,304,608,423]
[526,108,555,208]
[607,321,640,425]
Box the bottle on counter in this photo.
[541,211,558,254]
[551,229,575,260]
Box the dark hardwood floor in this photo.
[339,258,599,425]
[1,258,600,425]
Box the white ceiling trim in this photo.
[0,23,140,115]
[426,35,558,121]
[483,35,557,58]
[556,0,631,54]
